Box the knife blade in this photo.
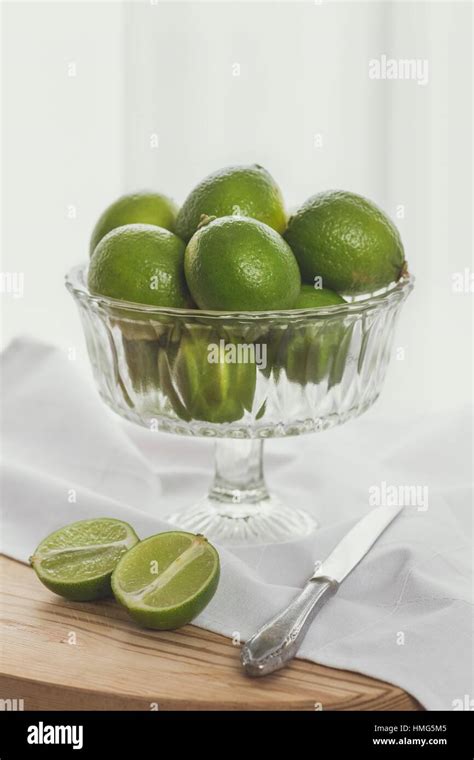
[311,502,403,584]
[241,504,403,677]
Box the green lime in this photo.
[176,164,287,241]
[184,216,301,311]
[88,224,192,308]
[90,191,179,255]
[112,532,220,629]
[30,518,139,601]
[282,320,351,387]
[293,284,345,309]
[158,326,256,424]
[285,190,406,295]
[264,285,348,385]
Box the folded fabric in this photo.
[1,337,472,710]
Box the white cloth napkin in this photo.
[1,338,472,710]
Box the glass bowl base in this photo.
[166,494,318,546]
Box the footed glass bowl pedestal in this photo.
[66,264,413,545]
[169,438,317,543]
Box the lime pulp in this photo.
[112,531,220,630]
[30,518,139,601]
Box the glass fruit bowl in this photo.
[66,264,413,545]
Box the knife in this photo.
[241,503,403,677]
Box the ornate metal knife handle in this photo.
[241,577,338,677]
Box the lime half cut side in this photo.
[112,531,220,630]
[30,518,139,601]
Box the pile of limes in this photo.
[88,164,406,311]
[87,165,407,422]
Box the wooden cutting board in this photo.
[0,556,420,711]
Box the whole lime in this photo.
[90,191,179,255]
[184,216,301,311]
[293,284,345,308]
[158,326,256,424]
[176,164,287,241]
[282,320,352,387]
[88,224,192,308]
[265,288,347,384]
[285,190,405,295]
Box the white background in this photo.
[1,0,472,417]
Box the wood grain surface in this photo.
[0,556,421,711]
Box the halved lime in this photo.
[111,531,220,629]
[30,518,139,601]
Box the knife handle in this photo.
[241,577,338,677]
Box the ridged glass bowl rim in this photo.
[65,263,414,322]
